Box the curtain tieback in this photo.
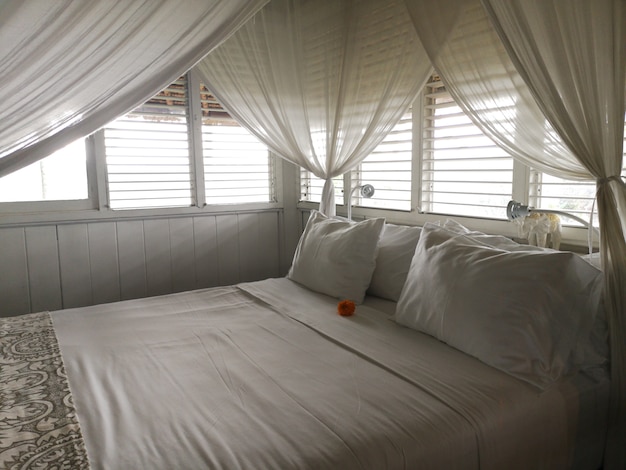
[597,175,625,187]
[590,176,625,253]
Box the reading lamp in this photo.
[506,200,595,229]
[347,184,375,220]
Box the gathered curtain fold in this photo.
[196,0,432,216]
[404,0,592,179]
[404,0,626,467]
[483,3,626,467]
[0,0,269,178]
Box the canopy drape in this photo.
[1,1,624,465]
[403,0,592,179]
[403,0,626,467]
[196,0,432,216]
[484,3,626,467]
[0,0,269,178]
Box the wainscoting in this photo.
[0,211,283,317]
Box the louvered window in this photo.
[529,121,626,227]
[104,77,192,210]
[200,85,273,205]
[350,108,412,211]
[529,171,598,227]
[299,171,345,206]
[421,75,513,219]
[297,110,412,209]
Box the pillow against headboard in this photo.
[287,211,385,304]
[393,222,604,389]
[442,219,537,250]
[367,223,422,301]
[443,219,609,375]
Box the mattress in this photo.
[3,278,609,469]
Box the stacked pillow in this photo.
[287,211,385,304]
[392,222,605,388]
[367,223,422,301]
[288,213,607,388]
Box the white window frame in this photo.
[297,82,622,248]
[349,107,414,213]
[195,72,276,209]
[0,68,281,225]
[420,75,515,220]
[0,136,99,214]
[104,75,195,211]
[298,104,418,217]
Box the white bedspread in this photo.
[51,278,608,470]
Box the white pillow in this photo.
[442,219,608,375]
[393,222,603,388]
[287,211,385,304]
[442,218,543,251]
[367,223,422,301]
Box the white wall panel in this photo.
[117,220,147,301]
[193,216,219,289]
[57,224,93,309]
[25,226,62,313]
[258,212,281,279]
[0,210,284,316]
[0,228,29,316]
[170,217,196,293]
[88,222,120,305]
[238,213,261,282]
[144,219,172,297]
[215,214,240,286]
[239,212,281,282]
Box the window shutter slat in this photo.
[200,82,274,205]
[104,76,193,210]
[352,111,412,211]
[421,75,513,219]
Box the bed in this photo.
[1,212,610,470]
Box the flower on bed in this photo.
[337,300,356,316]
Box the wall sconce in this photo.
[347,184,375,220]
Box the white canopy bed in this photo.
[0,214,611,468]
[0,0,624,468]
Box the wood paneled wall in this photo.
[0,211,283,317]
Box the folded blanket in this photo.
[0,312,89,469]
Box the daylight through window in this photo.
[200,84,273,205]
[421,76,514,219]
[0,139,88,203]
[104,77,192,210]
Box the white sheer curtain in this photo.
[196,0,432,216]
[484,3,626,467]
[403,0,591,179]
[0,0,269,178]
[404,0,626,467]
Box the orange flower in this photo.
[337,300,356,317]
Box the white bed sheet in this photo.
[243,279,610,470]
[51,278,608,470]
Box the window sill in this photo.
[0,202,284,228]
